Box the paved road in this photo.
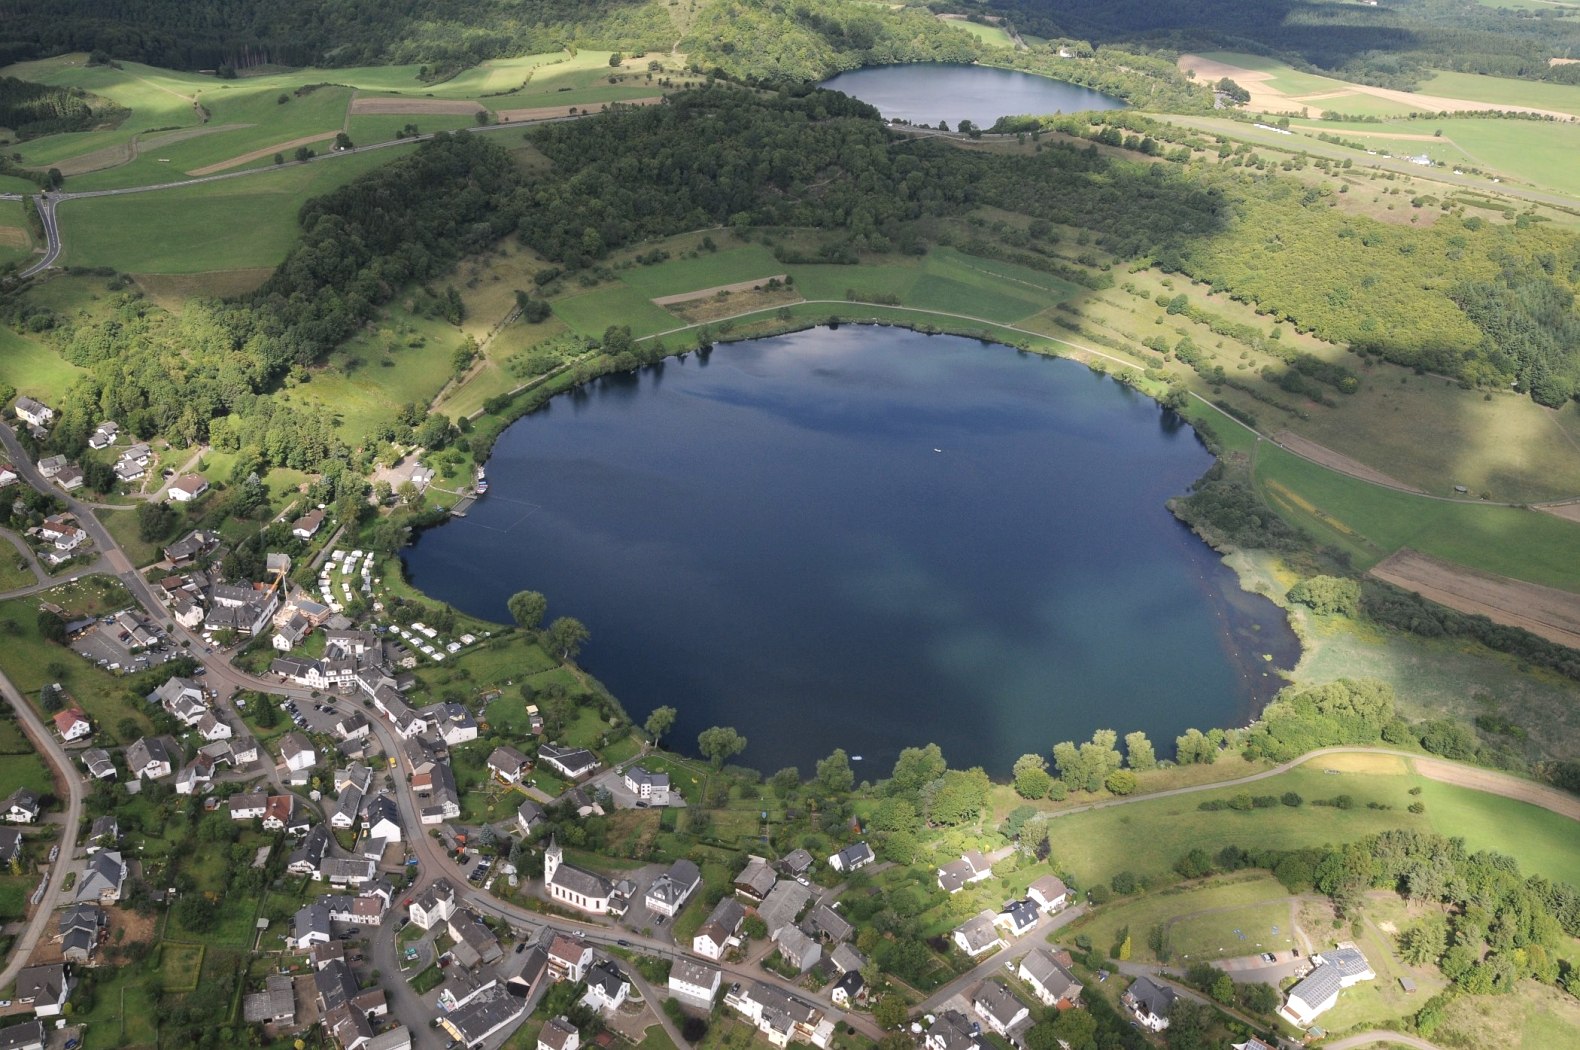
[0,663,85,989]
[16,196,59,279]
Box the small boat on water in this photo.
[475,466,488,495]
[851,755,863,761]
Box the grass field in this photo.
[1048,756,1580,887]
[1072,873,1299,962]
[552,283,684,339]
[1420,70,1580,116]
[58,145,417,273]
[0,537,38,591]
[0,326,84,404]
[1195,52,1353,98]
[940,18,1016,48]
[160,942,206,991]
[0,199,33,269]
[0,750,56,798]
[1252,442,1580,589]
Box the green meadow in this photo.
[1420,70,1580,116]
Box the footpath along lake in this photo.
[404,326,1299,772]
[820,61,1125,128]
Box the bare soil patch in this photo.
[348,97,484,116]
[1274,431,1425,492]
[496,97,661,122]
[1370,548,1580,649]
[1537,500,1580,524]
[0,226,29,249]
[1412,756,1580,822]
[1550,58,1580,67]
[43,123,251,177]
[662,283,802,324]
[186,132,337,176]
[653,275,790,305]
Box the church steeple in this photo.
[544,835,562,884]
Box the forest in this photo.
[0,75,118,139]
[983,0,1580,89]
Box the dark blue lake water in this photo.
[404,326,1298,774]
[820,62,1125,128]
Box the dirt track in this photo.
[1538,501,1580,524]
[1275,431,1424,492]
[1413,756,1580,821]
[348,97,484,116]
[1369,548,1580,649]
[47,123,250,177]
[186,132,338,176]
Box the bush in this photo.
[1281,791,1303,807]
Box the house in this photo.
[486,745,530,784]
[448,910,502,965]
[174,755,215,795]
[409,878,457,930]
[243,974,297,1024]
[517,799,546,837]
[278,732,316,773]
[163,530,219,566]
[734,856,778,902]
[38,517,84,551]
[333,711,371,742]
[546,933,593,982]
[544,839,614,914]
[924,1010,982,1050]
[420,761,461,823]
[324,894,384,927]
[829,942,867,977]
[59,904,105,963]
[262,795,298,831]
[114,456,145,483]
[995,898,1041,938]
[623,765,670,805]
[952,911,1004,958]
[669,958,722,1008]
[88,422,119,449]
[537,743,599,780]
[539,1017,580,1050]
[35,455,66,478]
[319,857,376,886]
[0,828,21,866]
[1279,945,1376,1028]
[14,964,70,1016]
[438,968,499,1011]
[231,735,260,765]
[804,903,852,944]
[4,787,41,823]
[1123,976,1178,1032]
[693,896,746,960]
[828,842,874,873]
[757,880,812,939]
[331,787,364,829]
[292,508,325,540]
[363,794,402,843]
[287,825,331,876]
[1027,874,1069,913]
[502,945,550,1000]
[196,711,232,741]
[53,465,84,491]
[438,986,526,1047]
[81,748,116,780]
[0,464,15,488]
[314,959,359,1015]
[724,981,834,1049]
[421,701,477,746]
[167,475,209,502]
[148,675,205,713]
[1232,1040,1280,1050]
[581,959,631,1013]
[86,815,117,851]
[830,967,866,1008]
[1019,949,1083,1008]
[938,851,993,894]
[0,1021,45,1050]
[75,850,125,904]
[272,613,312,652]
[126,735,176,780]
[645,858,702,917]
[774,925,821,973]
[14,397,54,429]
[52,708,91,742]
[972,980,1031,1038]
[229,793,268,821]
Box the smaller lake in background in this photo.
[820,62,1125,128]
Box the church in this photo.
[544,838,615,914]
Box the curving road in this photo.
[0,663,85,990]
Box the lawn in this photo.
[0,327,84,404]
[0,200,33,269]
[1253,442,1580,589]
[1046,756,1580,889]
[1069,873,1298,963]
[552,283,684,340]
[0,537,36,591]
[159,941,206,991]
[0,875,33,923]
[617,245,787,297]
[58,145,419,274]
[943,19,1016,48]
[0,751,56,798]
[95,506,172,568]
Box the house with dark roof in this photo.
[693,896,746,960]
[1123,975,1178,1032]
[486,745,531,784]
[4,787,40,824]
[952,911,1003,958]
[544,839,614,914]
[581,959,631,1013]
[1027,874,1069,913]
[644,858,701,917]
[937,851,993,894]
[287,825,330,876]
[0,1019,45,1050]
[126,735,176,780]
[0,828,21,866]
[779,848,814,876]
[517,799,546,837]
[923,1009,981,1050]
[827,842,874,873]
[995,898,1041,938]
[58,904,105,963]
[448,910,502,966]
[14,964,71,1016]
[1279,944,1375,1028]
[75,851,125,904]
[831,969,865,1008]
[734,856,778,902]
[724,981,834,1048]
[971,980,1030,1039]
[538,744,599,780]
[243,974,297,1024]
[409,878,458,930]
[623,765,670,805]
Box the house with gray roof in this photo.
[75,850,125,904]
[734,856,778,901]
[1279,944,1375,1028]
[924,1009,981,1050]
[645,858,702,917]
[538,743,599,780]
[126,735,176,780]
[938,851,993,894]
[15,964,71,1016]
[972,980,1030,1039]
[757,879,812,939]
[1123,975,1178,1032]
[1018,948,1082,1008]
[952,911,1003,958]
[804,902,852,943]
[0,1019,45,1050]
[774,924,821,973]
[438,986,526,1048]
[669,957,722,1008]
[693,896,746,960]
[243,974,297,1024]
[828,842,874,873]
